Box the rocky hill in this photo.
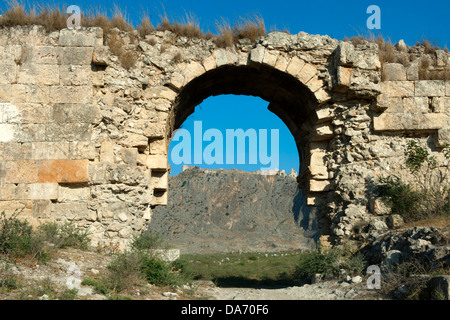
[148,168,319,254]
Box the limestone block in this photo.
[374,94,397,112]
[5,103,53,124]
[69,141,97,160]
[374,113,449,132]
[249,45,265,66]
[182,61,205,85]
[202,55,216,71]
[5,160,39,183]
[151,190,168,206]
[382,63,407,81]
[9,123,43,143]
[379,81,414,97]
[17,64,60,85]
[151,171,168,190]
[59,65,92,86]
[385,97,428,114]
[236,52,249,66]
[274,55,289,72]
[140,122,165,139]
[118,147,138,166]
[123,133,148,148]
[44,123,92,142]
[406,63,419,81]
[309,179,332,192]
[58,185,90,201]
[150,138,167,155]
[0,184,30,200]
[431,97,449,114]
[334,42,354,66]
[30,46,62,64]
[314,88,332,105]
[32,142,70,160]
[0,123,14,142]
[333,66,351,92]
[436,129,450,148]
[30,183,58,200]
[298,63,317,84]
[313,106,334,124]
[286,56,305,77]
[92,45,111,66]
[0,63,17,84]
[311,123,334,141]
[52,103,100,123]
[32,200,53,219]
[51,202,89,221]
[49,86,93,104]
[415,80,446,97]
[100,141,115,163]
[0,200,32,219]
[262,50,278,67]
[0,84,11,102]
[2,142,31,160]
[59,29,97,47]
[38,159,89,184]
[11,84,50,103]
[214,48,238,67]
[446,81,450,96]
[144,86,177,101]
[146,155,168,170]
[168,72,184,90]
[305,76,324,92]
[62,47,94,65]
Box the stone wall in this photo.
[0,25,448,250]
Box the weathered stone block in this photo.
[123,133,148,148]
[4,103,53,124]
[32,200,53,219]
[311,123,334,141]
[309,179,332,192]
[144,86,177,101]
[70,141,97,160]
[415,80,446,97]
[379,81,414,97]
[32,142,70,160]
[59,29,97,47]
[436,129,450,148]
[17,64,60,85]
[151,171,168,190]
[274,55,289,72]
[249,45,265,66]
[334,42,354,66]
[374,113,449,131]
[3,142,32,160]
[44,123,92,142]
[49,86,93,104]
[52,103,99,123]
[59,65,92,86]
[262,50,278,67]
[445,81,450,97]
[5,160,39,183]
[298,63,317,84]
[333,66,351,92]
[118,147,138,166]
[11,84,50,103]
[30,183,58,200]
[382,63,407,81]
[0,124,17,143]
[202,55,216,71]
[58,185,90,201]
[0,84,11,102]
[385,97,428,113]
[286,56,305,77]
[39,159,89,184]
[406,63,419,81]
[0,184,30,200]
[149,138,167,155]
[51,202,89,221]
[182,61,205,85]
[0,63,17,84]
[146,155,168,170]
[30,46,62,64]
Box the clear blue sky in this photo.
[2,1,448,175]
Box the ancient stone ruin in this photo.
[0,26,448,250]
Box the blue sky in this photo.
[2,0,447,175]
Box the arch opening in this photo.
[168,64,319,176]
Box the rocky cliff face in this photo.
[149,168,319,254]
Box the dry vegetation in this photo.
[0,1,447,78]
[344,34,450,80]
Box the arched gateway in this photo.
[0,27,448,250]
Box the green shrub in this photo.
[38,222,90,250]
[293,248,341,282]
[106,251,146,292]
[0,211,46,261]
[141,257,174,286]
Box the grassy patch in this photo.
[181,251,304,288]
